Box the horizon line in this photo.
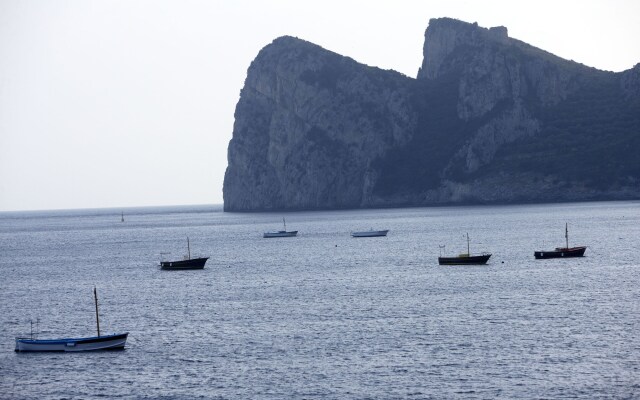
[0,203,224,214]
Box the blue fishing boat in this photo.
[15,332,129,352]
[15,288,128,352]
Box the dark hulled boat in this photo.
[534,223,586,259]
[438,253,492,265]
[438,233,492,265]
[534,247,586,259]
[160,257,209,270]
[160,237,208,270]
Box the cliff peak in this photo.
[417,18,510,80]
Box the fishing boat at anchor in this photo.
[15,332,129,352]
[15,288,128,352]
[534,223,587,259]
[160,237,208,270]
[438,233,492,265]
[263,217,298,238]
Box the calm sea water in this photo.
[0,202,639,399]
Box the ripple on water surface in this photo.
[0,202,639,399]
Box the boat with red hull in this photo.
[535,223,586,259]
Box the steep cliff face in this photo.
[416,18,586,175]
[224,18,640,211]
[224,37,416,210]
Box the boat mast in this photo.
[187,237,191,260]
[466,233,470,255]
[565,222,569,249]
[94,287,101,337]
[283,217,286,232]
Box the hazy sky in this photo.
[1,0,639,211]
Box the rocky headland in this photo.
[224,18,640,211]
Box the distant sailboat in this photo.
[263,217,298,238]
[121,212,124,222]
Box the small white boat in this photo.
[351,229,389,238]
[15,287,128,352]
[264,217,298,238]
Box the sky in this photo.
[1,0,639,212]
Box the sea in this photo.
[0,201,639,399]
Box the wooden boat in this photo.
[263,217,298,238]
[160,237,208,270]
[15,332,129,352]
[438,253,492,265]
[534,223,587,259]
[351,229,389,238]
[438,233,491,265]
[15,288,128,352]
